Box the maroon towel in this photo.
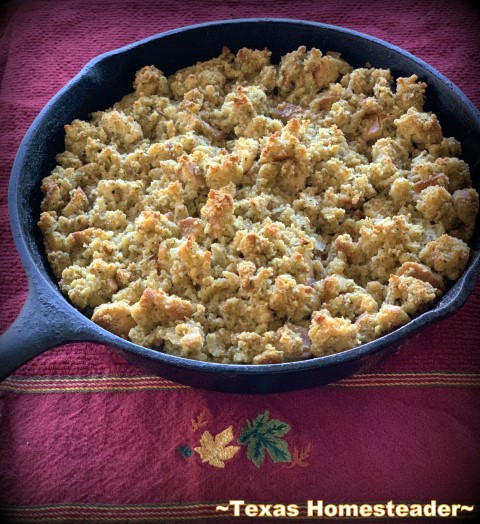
[1,1,479,522]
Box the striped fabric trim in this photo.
[0,502,477,523]
[0,503,221,523]
[0,372,479,394]
[0,375,188,393]
[330,372,480,388]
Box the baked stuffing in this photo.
[39,46,479,364]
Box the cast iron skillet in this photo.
[1,19,479,393]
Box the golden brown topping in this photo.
[420,234,470,280]
[260,131,296,162]
[39,46,477,364]
[452,188,479,239]
[131,288,195,330]
[237,261,256,289]
[41,179,62,211]
[178,234,211,284]
[395,108,443,146]
[62,187,88,217]
[375,305,410,333]
[308,309,358,357]
[133,65,169,96]
[253,348,284,364]
[385,274,438,315]
[201,189,234,239]
[179,154,204,188]
[205,154,242,188]
[91,301,136,339]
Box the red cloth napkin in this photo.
[1,0,480,522]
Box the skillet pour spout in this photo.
[1,19,479,392]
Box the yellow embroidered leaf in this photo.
[194,426,240,468]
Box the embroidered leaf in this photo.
[176,445,193,459]
[287,442,312,468]
[194,426,240,468]
[238,411,291,467]
[191,409,209,431]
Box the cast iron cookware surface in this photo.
[1,19,479,392]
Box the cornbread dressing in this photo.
[39,47,479,364]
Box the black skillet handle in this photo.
[0,281,94,380]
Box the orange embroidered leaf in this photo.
[191,409,209,431]
[286,442,312,468]
[194,426,240,468]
